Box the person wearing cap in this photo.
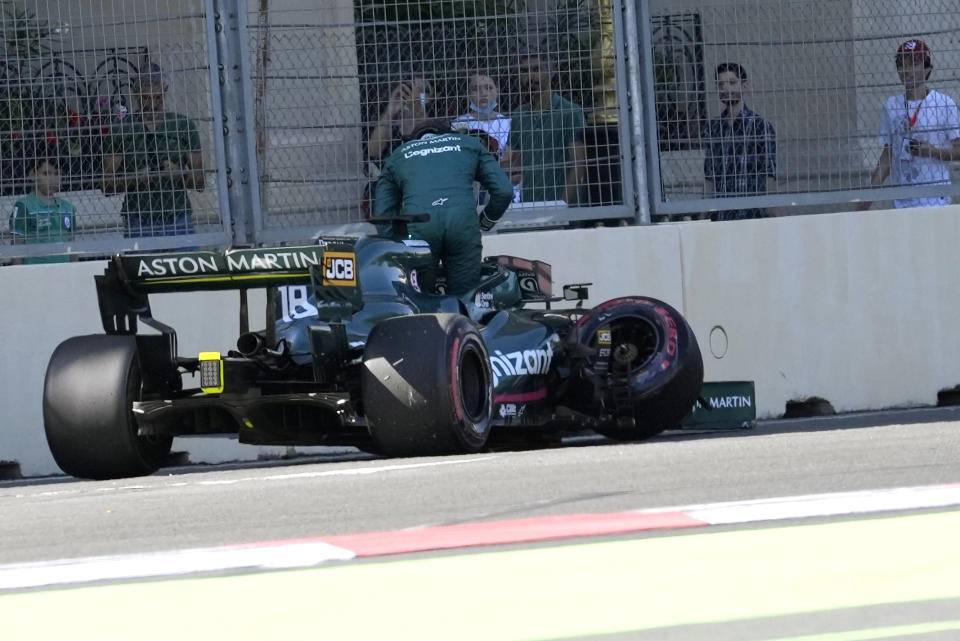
[102,65,205,236]
[859,39,960,210]
[702,62,777,221]
[372,118,514,296]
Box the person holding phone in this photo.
[366,78,434,162]
[363,78,435,217]
[860,40,960,210]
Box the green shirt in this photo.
[10,192,76,264]
[509,93,586,203]
[105,112,201,220]
[373,132,513,223]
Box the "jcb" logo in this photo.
[322,252,356,286]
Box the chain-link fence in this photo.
[646,0,960,218]
[1,0,637,261]
[7,0,959,260]
[0,0,227,262]
[247,0,635,239]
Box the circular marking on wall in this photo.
[709,325,728,359]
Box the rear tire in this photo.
[43,335,173,479]
[568,297,703,440]
[362,314,493,456]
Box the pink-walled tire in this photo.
[567,297,703,440]
[362,314,493,456]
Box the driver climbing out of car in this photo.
[372,118,514,296]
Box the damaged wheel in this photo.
[568,297,703,440]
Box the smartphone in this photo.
[900,137,917,160]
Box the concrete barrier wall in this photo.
[679,206,960,414]
[3,206,958,476]
[0,263,289,477]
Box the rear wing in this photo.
[111,244,340,293]
[96,239,357,334]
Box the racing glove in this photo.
[479,211,497,232]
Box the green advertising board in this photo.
[681,381,756,430]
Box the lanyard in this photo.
[905,93,927,130]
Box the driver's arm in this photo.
[476,146,513,231]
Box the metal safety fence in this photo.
[247,0,636,241]
[0,0,229,261]
[644,0,960,218]
[1,0,638,261]
[4,0,960,261]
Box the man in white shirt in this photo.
[860,39,960,209]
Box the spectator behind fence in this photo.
[702,62,777,221]
[364,78,435,216]
[858,40,960,211]
[508,53,586,204]
[102,65,204,237]
[452,72,521,202]
[367,78,435,162]
[9,148,77,265]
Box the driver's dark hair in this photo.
[405,118,455,141]
[715,62,748,81]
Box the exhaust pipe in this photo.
[236,332,265,357]
[237,332,287,358]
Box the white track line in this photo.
[6,457,498,499]
[0,542,356,591]
[670,483,960,524]
[2,482,960,592]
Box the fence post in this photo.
[624,0,652,224]
[211,0,263,245]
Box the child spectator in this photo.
[10,151,76,264]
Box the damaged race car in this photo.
[43,217,704,479]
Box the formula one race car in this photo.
[43,217,703,479]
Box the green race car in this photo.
[43,219,703,479]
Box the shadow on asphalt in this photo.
[5,405,959,487]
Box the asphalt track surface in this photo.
[2,408,960,640]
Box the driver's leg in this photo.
[441,211,482,296]
[406,219,444,291]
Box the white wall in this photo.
[0,262,293,477]
[4,206,960,476]
[678,207,960,413]
[497,207,960,415]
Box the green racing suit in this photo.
[373,132,513,295]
